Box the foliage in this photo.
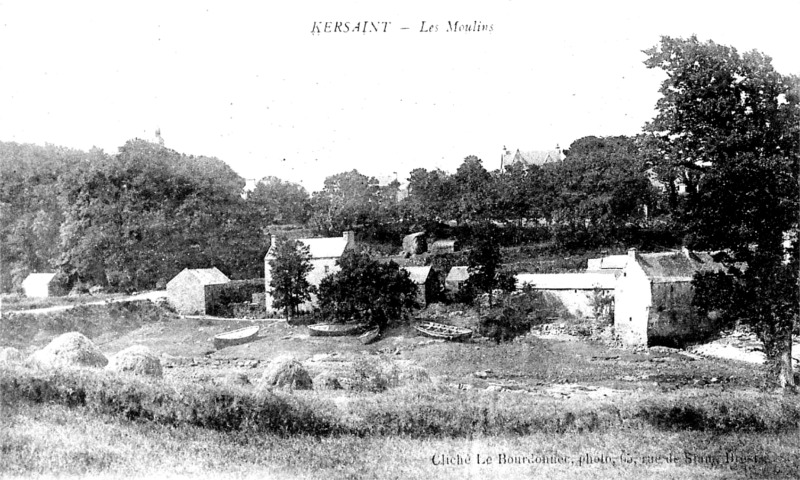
[465,223,510,307]
[477,286,556,343]
[316,250,417,328]
[204,279,266,317]
[268,237,314,320]
[309,170,396,235]
[248,176,310,225]
[589,288,615,325]
[643,35,800,387]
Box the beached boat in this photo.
[358,326,381,345]
[213,325,260,349]
[414,321,472,341]
[307,323,367,337]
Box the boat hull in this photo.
[414,321,472,341]
[358,327,381,344]
[213,325,260,349]
[307,323,367,337]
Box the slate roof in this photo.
[501,148,564,169]
[587,255,630,272]
[402,266,432,285]
[446,266,470,282]
[636,251,726,283]
[516,272,617,290]
[184,268,229,285]
[21,273,56,288]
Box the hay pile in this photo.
[106,345,163,377]
[27,332,108,369]
[216,372,251,387]
[314,372,343,390]
[0,347,24,365]
[259,356,313,391]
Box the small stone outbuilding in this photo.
[430,239,460,255]
[21,273,59,298]
[166,267,230,314]
[402,265,435,307]
[614,248,727,347]
[402,232,428,255]
[445,266,470,292]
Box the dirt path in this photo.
[4,291,169,315]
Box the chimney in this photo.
[343,230,355,248]
[627,248,637,258]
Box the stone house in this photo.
[402,265,435,307]
[614,248,727,347]
[166,267,230,314]
[21,273,58,298]
[264,231,356,313]
[515,272,617,319]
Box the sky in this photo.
[1,1,799,191]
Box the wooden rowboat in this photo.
[213,325,260,349]
[358,326,381,345]
[307,323,367,337]
[414,321,472,341]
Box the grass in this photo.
[3,401,800,479]
[2,300,798,478]
[1,292,126,311]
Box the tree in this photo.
[309,170,380,235]
[248,176,310,225]
[643,36,800,389]
[268,236,315,320]
[465,223,514,307]
[452,156,494,224]
[317,250,417,328]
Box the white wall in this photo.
[613,261,651,346]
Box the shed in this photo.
[402,265,435,307]
[402,232,428,255]
[21,273,58,298]
[614,248,727,347]
[430,239,460,255]
[515,272,616,318]
[166,268,230,314]
[264,231,356,313]
[445,266,470,292]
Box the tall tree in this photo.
[466,223,512,307]
[309,170,380,235]
[248,176,310,225]
[452,156,494,224]
[268,236,315,320]
[643,36,800,389]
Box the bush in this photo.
[477,287,557,343]
[205,279,265,317]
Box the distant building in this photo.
[21,273,58,298]
[402,232,428,256]
[264,231,356,313]
[430,239,460,255]
[614,248,727,347]
[166,268,230,314]
[445,266,470,292]
[500,146,564,171]
[402,265,435,307]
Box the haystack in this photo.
[314,372,343,390]
[0,347,24,365]
[259,356,313,390]
[106,345,163,377]
[27,332,108,369]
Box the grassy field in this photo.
[2,300,799,479]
